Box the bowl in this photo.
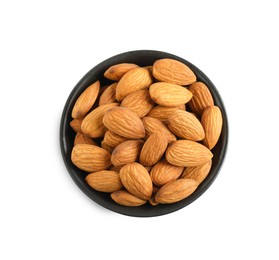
[60,50,228,217]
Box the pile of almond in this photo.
[70,58,223,207]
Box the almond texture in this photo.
[86,170,123,192]
[166,140,213,167]
[103,107,145,139]
[119,162,153,200]
[72,81,100,118]
[99,82,117,106]
[104,63,139,81]
[153,58,196,85]
[71,144,111,172]
[111,190,147,206]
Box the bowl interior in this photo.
[60,50,228,217]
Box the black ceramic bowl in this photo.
[60,50,228,217]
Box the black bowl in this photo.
[60,50,228,217]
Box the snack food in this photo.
[69,58,223,206]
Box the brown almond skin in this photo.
[74,133,97,146]
[188,82,214,115]
[103,130,127,148]
[167,110,205,141]
[70,117,85,133]
[85,171,123,192]
[201,106,223,150]
[71,144,111,172]
[116,67,153,101]
[101,141,114,153]
[181,160,212,185]
[140,131,168,166]
[149,82,193,107]
[103,107,145,139]
[166,140,213,167]
[153,58,196,85]
[147,106,184,122]
[111,190,147,206]
[81,103,119,138]
[104,63,139,81]
[150,160,184,186]
[72,81,100,118]
[155,179,198,204]
[119,162,153,200]
[142,116,176,143]
[99,82,117,106]
[111,140,144,167]
[121,90,154,118]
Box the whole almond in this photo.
[149,82,193,107]
[103,107,145,139]
[121,90,154,118]
[111,190,147,206]
[81,103,119,138]
[70,117,85,133]
[150,160,184,186]
[167,110,205,141]
[85,170,123,192]
[71,144,111,172]
[188,82,214,115]
[99,82,117,106]
[111,140,144,167]
[142,116,176,143]
[153,58,196,85]
[104,63,139,81]
[116,67,153,101]
[74,133,97,146]
[147,106,184,122]
[181,159,212,184]
[166,140,213,167]
[140,131,168,166]
[155,179,198,204]
[201,106,223,150]
[103,130,127,148]
[71,81,100,118]
[119,162,153,200]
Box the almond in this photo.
[119,162,153,200]
[111,190,147,206]
[103,130,127,148]
[140,131,168,166]
[70,117,85,133]
[81,103,119,138]
[201,106,223,150]
[181,159,212,184]
[71,81,100,118]
[119,162,152,200]
[104,63,139,81]
[147,105,184,122]
[103,107,145,139]
[153,58,196,85]
[85,170,123,192]
[101,141,114,153]
[149,82,192,107]
[166,140,213,167]
[99,82,117,106]
[150,160,183,186]
[111,140,144,167]
[116,67,153,101]
[71,144,111,172]
[74,133,97,146]
[155,179,198,204]
[121,90,154,117]
[149,195,159,206]
[167,110,205,141]
[188,82,214,115]
[142,116,176,143]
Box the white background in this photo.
[1,1,278,259]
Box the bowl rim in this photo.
[60,50,229,217]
